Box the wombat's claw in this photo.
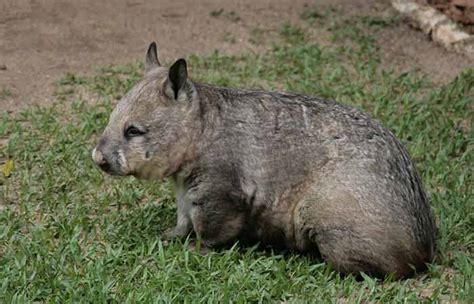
[188,241,210,255]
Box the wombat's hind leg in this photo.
[311,228,389,278]
[300,189,418,279]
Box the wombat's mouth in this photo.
[98,164,128,177]
[95,157,129,177]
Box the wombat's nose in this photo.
[92,147,107,167]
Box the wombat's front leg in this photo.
[162,197,193,240]
[189,201,245,248]
[162,219,191,240]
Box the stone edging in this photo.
[391,0,474,59]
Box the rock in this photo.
[392,0,474,58]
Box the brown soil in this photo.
[0,0,473,113]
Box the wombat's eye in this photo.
[125,126,146,139]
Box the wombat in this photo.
[92,42,436,278]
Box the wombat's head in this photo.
[92,42,198,180]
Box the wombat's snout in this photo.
[92,147,113,174]
[92,147,110,172]
[92,139,129,176]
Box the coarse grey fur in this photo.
[92,43,436,279]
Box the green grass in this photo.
[0,86,12,100]
[1,9,473,303]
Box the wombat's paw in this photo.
[162,226,189,240]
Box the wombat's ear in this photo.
[167,58,188,101]
[145,42,161,72]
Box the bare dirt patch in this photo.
[377,22,472,83]
[0,0,472,113]
[0,0,307,113]
[314,0,473,83]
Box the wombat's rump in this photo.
[93,43,436,278]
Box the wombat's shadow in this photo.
[112,203,429,281]
[114,201,321,257]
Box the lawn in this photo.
[0,10,472,303]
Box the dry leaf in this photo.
[2,159,14,177]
